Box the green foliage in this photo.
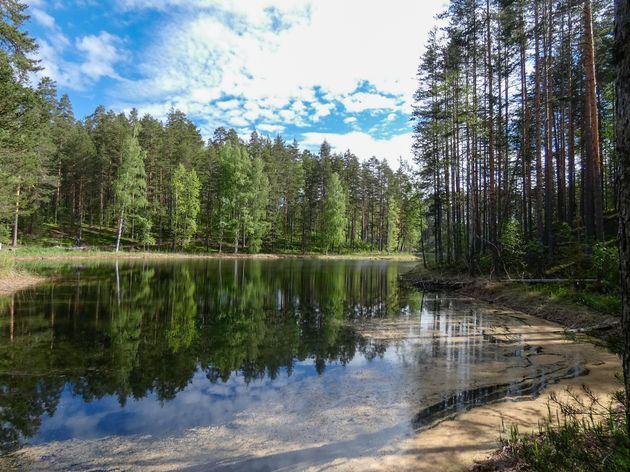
[386,196,400,253]
[505,388,628,472]
[171,164,201,248]
[592,240,620,287]
[525,239,547,276]
[322,173,347,254]
[498,221,525,275]
[0,223,9,244]
[0,0,41,82]
[113,132,148,251]
[522,283,621,316]
[245,156,269,253]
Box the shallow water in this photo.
[0,259,620,471]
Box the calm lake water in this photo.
[0,259,596,471]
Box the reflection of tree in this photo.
[0,293,65,452]
[166,267,197,353]
[0,259,410,448]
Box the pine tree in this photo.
[614,0,630,436]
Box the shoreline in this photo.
[8,251,419,262]
[0,272,47,296]
[400,269,623,471]
[401,270,621,344]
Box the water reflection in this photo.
[0,260,409,451]
[0,259,590,467]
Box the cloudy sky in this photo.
[27,0,447,166]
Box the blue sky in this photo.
[27,0,446,167]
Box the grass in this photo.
[522,283,621,316]
[501,387,628,472]
[0,253,16,277]
[5,221,419,260]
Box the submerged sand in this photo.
[10,297,621,472]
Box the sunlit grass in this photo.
[503,387,628,472]
[521,283,621,316]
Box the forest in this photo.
[0,3,423,256]
[0,0,620,275]
[412,0,617,279]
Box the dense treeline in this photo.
[0,1,424,254]
[412,0,617,277]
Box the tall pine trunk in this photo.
[584,0,604,242]
[534,0,544,241]
[12,184,20,247]
[614,0,630,435]
[486,0,497,273]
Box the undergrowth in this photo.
[525,283,621,316]
[502,385,629,471]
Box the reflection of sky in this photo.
[33,355,395,444]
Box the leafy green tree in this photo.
[323,173,347,254]
[171,163,201,249]
[245,156,269,253]
[113,132,148,252]
[386,196,400,253]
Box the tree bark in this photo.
[567,8,576,226]
[12,184,20,247]
[584,0,604,242]
[544,0,554,258]
[487,0,497,273]
[614,0,630,436]
[115,208,124,253]
[534,0,544,241]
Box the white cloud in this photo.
[258,123,286,134]
[113,0,445,133]
[301,131,413,169]
[30,3,125,91]
[344,117,357,124]
[340,92,401,113]
[76,32,124,80]
[30,8,56,29]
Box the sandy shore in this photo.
[0,272,47,296]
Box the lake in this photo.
[0,259,621,471]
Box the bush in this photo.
[505,387,628,472]
[498,221,525,275]
[525,238,546,276]
[593,240,620,287]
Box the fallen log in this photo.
[401,277,474,290]
[500,278,597,284]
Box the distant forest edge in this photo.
[0,1,423,257]
[0,0,620,282]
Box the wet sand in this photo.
[0,273,46,296]
[12,298,621,472]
